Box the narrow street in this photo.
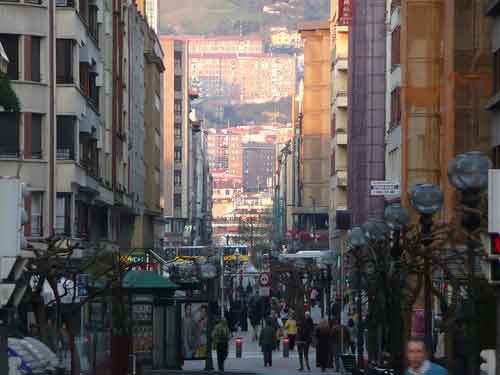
[179,329,339,375]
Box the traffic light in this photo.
[480,349,496,375]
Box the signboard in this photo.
[370,181,400,196]
[338,0,352,26]
[259,272,271,287]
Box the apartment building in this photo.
[329,0,350,250]
[183,36,264,56]
[0,0,164,249]
[289,21,331,242]
[347,0,387,226]
[242,142,275,193]
[190,53,296,103]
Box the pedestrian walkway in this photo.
[181,329,340,375]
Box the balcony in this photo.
[336,93,348,108]
[336,58,348,71]
[12,81,48,114]
[0,3,48,37]
[336,133,348,146]
[57,84,87,116]
[57,162,99,193]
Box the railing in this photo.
[0,148,20,158]
[57,148,75,160]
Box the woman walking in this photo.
[284,312,297,351]
[315,319,331,372]
[212,318,231,371]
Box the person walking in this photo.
[315,320,331,372]
[296,313,313,371]
[284,312,298,351]
[259,318,276,367]
[269,310,282,350]
[249,300,261,341]
[405,338,448,375]
[212,318,231,372]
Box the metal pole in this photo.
[220,248,225,318]
[496,290,500,375]
[205,300,214,371]
[0,321,8,375]
[356,256,363,367]
[424,258,433,358]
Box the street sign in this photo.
[370,181,400,196]
[259,272,271,287]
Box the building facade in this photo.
[291,21,331,240]
[347,0,387,226]
[487,0,500,170]
[242,142,275,192]
[329,0,350,250]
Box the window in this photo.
[174,219,184,233]
[89,72,99,109]
[174,170,182,186]
[55,193,71,235]
[174,124,182,138]
[174,147,182,162]
[174,100,182,117]
[391,26,401,68]
[174,75,182,91]
[28,36,41,82]
[56,39,73,84]
[79,0,88,23]
[56,116,75,160]
[75,200,89,238]
[0,34,19,80]
[493,145,500,169]
[174,193,182,208]
[88,5,98,42]
[0,113,19,158]
[494,49,500,95]
[79,135,99,177]
[390,87,401,126]
[25,113,42,159]
[164,219,172,233]
[26,192,43,237]
[80,62,89,96]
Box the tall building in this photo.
[161,37,191,245]
[398,0,491,219]
[290,21,331,239]
[243,142,275,192]
[184,36,264,56]
[0,0,163,249]
[347,0,387,227]
[487,0,500,170]
[329,0,350,249]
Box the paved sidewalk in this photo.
[181,329,340,375]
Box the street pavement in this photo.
[182,329,340,375]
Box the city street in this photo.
[181,329,338,375]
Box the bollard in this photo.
[282,338,289,358]
[235,337,243,358]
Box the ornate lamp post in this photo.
[384,203,409,373]
[348,227,368,366]
[409,183,443,356]
[448,151,491,375]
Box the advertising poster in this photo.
[181,302,209,360]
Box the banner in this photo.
[338,0,352,26]
[181,302,209,360]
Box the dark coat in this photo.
[259,325,277,350]
[315,327,331,368]
[297,317,314,343]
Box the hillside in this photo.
[158,0,330,35]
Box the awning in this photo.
[123,270,179,290]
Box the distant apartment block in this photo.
[190,53,296,103]
[269,27,303,49]
[181,36,263,56]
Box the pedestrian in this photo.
[296,313,313,371]
[259,318,276,367]
[284,312,297,351]
[249,300,261,341]
[269,310,282,350]
[240,303,249,332]
[405,337,448,375]
[315,319,331,372]
[330,322,350,371]
[346,318,357,355]
[212,318,231,372]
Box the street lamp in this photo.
[348,227,368,366]
[409,183,443,356]
[447,151,491,375]
[384,203,409,373]
[362,219,390,242]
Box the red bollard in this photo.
[283,338,289,358]
[236,337,243,358]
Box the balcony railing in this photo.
[0,147,20,159]
[57,148,75,160]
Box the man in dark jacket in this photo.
[296,312,314,371]
[259,318,276,367]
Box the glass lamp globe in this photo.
[409,183,443,215]
[384,203,410,231]
[362,219,390,241]
[348,227,368,249]
[448,151,492,192]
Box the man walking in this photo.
[259,318,277,367]
[212,318,231,371]
[296,312,314,371]
[405,338,448,375]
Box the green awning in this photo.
[123,271,179,290]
